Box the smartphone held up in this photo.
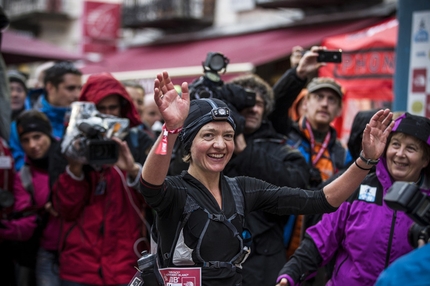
[317,49,342,63]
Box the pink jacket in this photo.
[0,163,60,251]
[0,171,36,241]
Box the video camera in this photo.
[61,102,130,166]
[384,181,430,248]
[188,52,256,135]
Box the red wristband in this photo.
[164,124,183,134]
[155,124,183,155]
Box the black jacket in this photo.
[224,120,310,286]
[268,67,307,136]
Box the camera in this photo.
[76,121,120,165]
[384,181,430,248]
[317,50,342,63]
[188,52,256,135]
[61,102,130,165]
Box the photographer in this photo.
[50,73,154,285]
[276,113,430,286]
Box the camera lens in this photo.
[92,145,109,158]
[209,54,226,71]
[87,140,119,165]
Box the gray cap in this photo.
[7,70,28,92]
[307,77,343,98]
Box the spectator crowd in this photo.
[1,43,429,286]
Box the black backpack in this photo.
[151,176,251,271]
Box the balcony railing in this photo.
[256,0,382,9]
[122,0,215,30]
[0,0,74,19]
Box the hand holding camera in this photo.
[111,137,141,178]
[296,46,342,80]
[296,46,327,80]
[61,102,130,166]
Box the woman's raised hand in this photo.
[361,108,394,160]
[154,71,190,130]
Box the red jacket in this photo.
[53,165,147,285]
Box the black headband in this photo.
[179,98,236,154]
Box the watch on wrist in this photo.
[359,150,380,165]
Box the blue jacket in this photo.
[9,94,70,170]
[375,243,430,286]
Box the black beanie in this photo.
[16,110,52,139]
[179,98,236,154]
[391,112,430,146]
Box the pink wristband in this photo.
[155,124,183,155]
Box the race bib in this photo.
[159,267,202,286]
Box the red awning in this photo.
[80,17,387,80]
[2,29,83,65]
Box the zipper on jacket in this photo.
[98,266,103,279]
[334,255,348,277]
[385,210,397,268]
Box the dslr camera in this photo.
[384,181,430,248]
[61,102,130,165]
[188,52,256,135]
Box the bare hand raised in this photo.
[154,71,190,130]
[296,46,326,80]
[361,109,394,160]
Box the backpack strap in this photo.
[10,165,40,219]
[19,164,35,205]
[225,176,244,217]
[156,176,249,270]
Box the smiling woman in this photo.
[276,112,430,286]
[139,71,394,286]
[17,110,53,160]
[4,109,62,286]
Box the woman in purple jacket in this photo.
[277,112,430,286]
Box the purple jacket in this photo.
[279,157,430,286]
